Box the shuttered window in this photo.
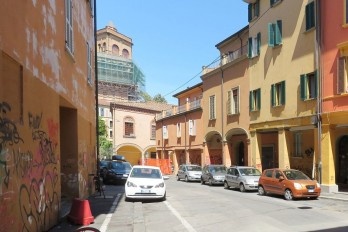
[209,95,216,120]
[305,1,315,31]
[249,88,261,111]
[65,0,74,55]
[337,57,348,94]
[271,81,286,107]
[268,20,282,47]
[300,71,318,101]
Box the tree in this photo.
[98,117,113,159]
[153,94,167,103]
[140,91,152,102]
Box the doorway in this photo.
[261,145,274,171]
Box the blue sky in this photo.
[96,1,248,104]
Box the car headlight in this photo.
[155,182,165,188]
[294,183,302,190]
[126,181,137,187]
[316,183,321,188]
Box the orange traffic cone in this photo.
[67,198,94,225]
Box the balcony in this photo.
[155,99,202,120]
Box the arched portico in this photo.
[204,131,223,164]
[225,127,250,166]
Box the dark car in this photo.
[99,160,109,178]
[201,164,227,186]
[103,160,132,184]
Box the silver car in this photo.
[177,164,202,182]
[224,166,261,192]
[201,164,227,186]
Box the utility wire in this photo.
[163,55,221,97]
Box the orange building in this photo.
[0,1,96,230]
[319,0,348,192]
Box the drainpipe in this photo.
[94,0,99,169]
[185,114,187,164]
[315,0,322,184]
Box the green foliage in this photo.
[153,94,167,103]
[140,91,153,102]
[98,117,113,159]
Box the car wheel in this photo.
[185,176,189,182]
[284,189,293,200]
[176,175,180,181]
[258,185,266,196]
[161,193,166,201]
[209,178,213,186]
[224,181,229,189]
[201,178,205,185]
[239,183,246,192]
[125,197,130,202]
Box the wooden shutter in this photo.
[257,33,261,55]
[248,4,252,22]
[271,84,275,107]
[248,37,253,58]
[268,23,274,47]
[227,90,232,114]
[281,81,286,105]
[300,74,307,100]
[275,20,282,45]
[337,57,346,94]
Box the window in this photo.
[248,0,259,22]
[227,87,240,115]
[300,71,317,100]
[271,81,285,107]
[189,120,196,136]
[268,20,282,47]
[249,88,261,111]
[305,1,315,31]
[265,170,273,177]
[209,95,216,120]
[270,0,282,7]
[112,44,119,55]
[65,0,74,55]
[151,121,156,140]
[163,126,168,139]
[99,107,104,117]
[87,42,92,85]
[294,132,302,157]
[122,49,129,59]
[176,123,181,138]
[337,56,348,94]
[109,121,113,128]
[109,130,113,138]
[248,33,261,58]
[124,117,134,137]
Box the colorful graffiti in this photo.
[0,101,60,231]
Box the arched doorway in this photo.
[337,135,348,186]
[237,142,245,166]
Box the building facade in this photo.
[319,0,348,192]
[0,0,96,231]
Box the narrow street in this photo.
[52,176,348,232]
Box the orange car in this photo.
[258,168,321,200]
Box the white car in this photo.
[125,165,169,201]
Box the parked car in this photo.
[99,159,110,178]
[224,166,261,192]
[258,168,321,200]
[201,164,227,186]
[177,164,202,182]
[125,165,169,201]
[103,160,132,184]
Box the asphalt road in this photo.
[50,176,348,232]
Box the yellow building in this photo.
[0,1,96,230]
[245,0,319,183]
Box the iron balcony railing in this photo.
[156,99,202,120]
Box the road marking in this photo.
[164,201,197,232]
[100,194,120,232]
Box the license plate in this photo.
[141,189,150,193]
[308,189,314,193]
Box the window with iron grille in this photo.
[209,95,216,120]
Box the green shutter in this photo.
[270,0,274,7]
[255,0,260,17]
[257,33,261,55]
[257,89,261,110]
[300,74,307,100]
[248,37,252,58]
[271,84,275,107]
[249,91,253,111]
[248,4,252,22]
[275,20,282,45]
[305,3,310,30]
[314,70,318,99]
[281,81,286,105]
[268,23,274,47]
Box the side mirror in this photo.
[163,176,170,180]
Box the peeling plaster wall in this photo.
[0,1,96,231]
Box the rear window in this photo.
[187,166,202,171]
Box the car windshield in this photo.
[239,168,261,176]
[209,166,226,173]
[111,162,132,171]
[130,168,162,179]
[187,166,202,171]
[283,170,310,180]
